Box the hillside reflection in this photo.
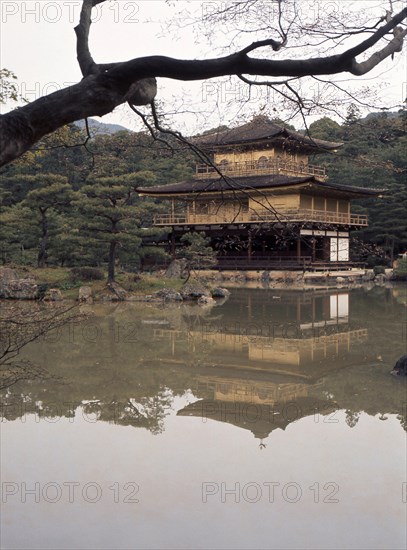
[1,287,406,437]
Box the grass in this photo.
[117,272,183,294]
[15,266,184,299]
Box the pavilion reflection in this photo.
[152,290,368,379]
[150,290,370,441]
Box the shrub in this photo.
[70,267,104,282]
[373,265,385,275]
[393,258,407,280]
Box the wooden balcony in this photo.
[195,159,327,180]
[153,209,368,227]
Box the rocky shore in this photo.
[0,265,398,304]
[192,267,395,290]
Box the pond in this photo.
[1,285,406,549]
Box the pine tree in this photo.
[76,172,156,282]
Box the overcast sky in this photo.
[1,0,406,133]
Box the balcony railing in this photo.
[195,159,327,180]
[154,209,368,226]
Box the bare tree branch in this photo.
[0,2,406,167]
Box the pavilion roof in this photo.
[194,116,343,152]
[137,174,384,199]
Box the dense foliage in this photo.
[309,109,407,263]
[0,111,405,275]
[0,125,194,276]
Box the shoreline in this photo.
[0,265,402,303]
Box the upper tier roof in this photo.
[137,174,384,199]
[194,116,343,153]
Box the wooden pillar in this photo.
[296,237,301,261]
[311,237,316,262]
[171,199,175,222]
[248,232,252,263]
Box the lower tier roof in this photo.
[137,175,384,199]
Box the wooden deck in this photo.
[154,209,368,227]
[195,159,327,180]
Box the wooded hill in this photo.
[0,111,405,271]
[309,109,407,264]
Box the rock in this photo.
[336,277,346,283]
[375,274,386,284]
[164,259,188,279]
[79,286,93,304]
[384,269,394,280]
[390,355,407,376]
[0,277,38,300]
[154,288,183,301]
[0,267,18,283]
[180,282,211,300]
[43,288,63,302]
[363,270,375,281]
[198,295,216,305]
[211,287,230,298]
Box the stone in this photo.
[384,269,394,280]
[0,267,18,283]
[154,288,183,301]
[336,277,346,283]
[43,288,63,301]
[375,274,386,284]
[390,355,407,376]
[164,259,188,279]
[0,277,38,300]
[79,286,93,304]
[363,270,375,281]
[180,282,211,300]
[197,295,216,305]
[211,287,231,298]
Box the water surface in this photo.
[1,286,406,549]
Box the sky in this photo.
[1,0,406,134]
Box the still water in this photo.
[1,286,406,549]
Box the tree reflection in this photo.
[0,301,86,389]
[1,289,406,437]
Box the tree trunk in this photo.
[37,210,48,268]
[108,240,118,283]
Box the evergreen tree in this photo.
[310,110,407,262]
[21,176,76,267]
[76,172,156,282]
